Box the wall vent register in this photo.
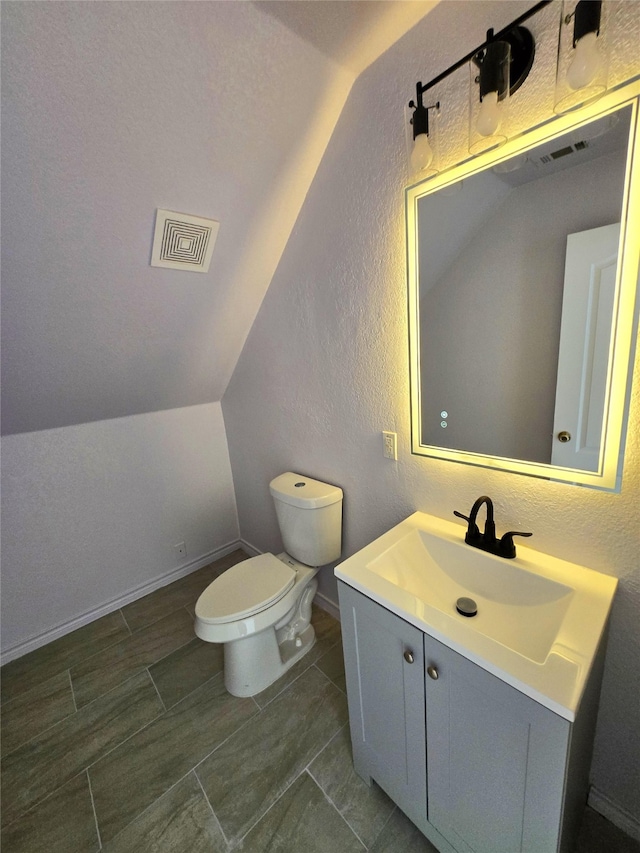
[151,209,219,273]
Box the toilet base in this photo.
[223,578,318,697]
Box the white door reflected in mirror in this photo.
[551,223,620,472]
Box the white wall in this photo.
[0,1,351,435]
[222,0,640,830]
[1,403,239,658]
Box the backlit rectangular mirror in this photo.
[407,81,640,490]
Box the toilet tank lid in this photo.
[269,472,343,509]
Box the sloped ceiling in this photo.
[1,0,435,435]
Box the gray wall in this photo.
[222,0,640,828]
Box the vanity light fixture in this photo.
[469,36,512,153]
[408,0,550,169]
[554,0,608,114]
[409,86,440,174]
[469,25,536,154]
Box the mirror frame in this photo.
[406,79,640,490]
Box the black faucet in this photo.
[454,495,532,559]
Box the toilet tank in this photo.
[269,472,343,567]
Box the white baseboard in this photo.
[1,540,244,665]
[238,537,261,557]
[588,786,640,841]
[314,591,340,621]
[2,540,342,665]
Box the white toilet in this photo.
[195,472,343,697]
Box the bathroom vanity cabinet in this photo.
[338,581,606,853]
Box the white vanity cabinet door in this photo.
[338,582,428,833]
[424,633,571,853]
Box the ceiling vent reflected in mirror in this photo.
[151,209,220,273]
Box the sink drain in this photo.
[456,597,478,617]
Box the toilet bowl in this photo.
[194,472,343,697]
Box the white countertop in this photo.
[335,511,617,721]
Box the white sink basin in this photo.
[335,512,617,719]
[367,528,574,664]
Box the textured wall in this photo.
[223,0,640,826]
[0,1,349,434]
[1,403,239,656]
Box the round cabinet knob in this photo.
[557,431,572,443]
[427,665,439,680]
[403,650,414,664]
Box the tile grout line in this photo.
[214,659,348,840]
[75,673,168,774]
[0,626,132,708]
[0,581,318,708]
[146,666,167,713]
[119,607,133,635]
[117,565,223,635]
[306,764,368,851]
[373,805,399,851]
[1,714,79,762]
[234,768,313,847]
[253,657,322,711]
[88,671,258,849]
[194,769,232,851]
[2,669,82,764]
[4,578,349,847]
[0,562,234,706]
[0,672,79,760]
[315,643,347,694]
[219,700,349,847]
[118,603,198,638]
[298,721,354,812]
[303,721,348,774]
[96,768,196,848]
[0,768,90,836]
[70,614,198,709]
[193,697,263,780]
[1,674,168,829]
[67,668,78,713]
[302,717,395,851]
[148,631,196,672]
[86,768,103,850]
[83,669,232,777]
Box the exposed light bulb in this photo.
[410,133,434,172]
[476,90,503,137]
[566,31,602,90]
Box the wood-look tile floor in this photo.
[2,549,639,853]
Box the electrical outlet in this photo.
[174,541,187,560]
[382,431,398,460]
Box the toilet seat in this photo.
[196,554,296,624]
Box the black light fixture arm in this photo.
[408,84,440,139]
[569,0,602,46]
[414,0,552,99]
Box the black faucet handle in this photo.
[454,509,476,531]
[499,530,532,558]
[454,510,481,543]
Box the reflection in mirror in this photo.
[407,87,640,490]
